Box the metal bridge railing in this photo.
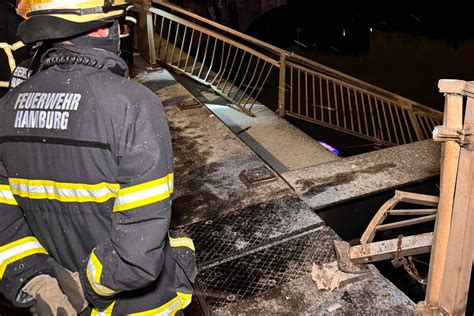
[146,0,443,146]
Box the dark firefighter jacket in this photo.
[0,45,197,315]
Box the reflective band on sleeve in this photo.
[91,300,116,316]
[0,43,17,72]
[11,41,25,51]
[0,81,9,88]
[0,236,48,280]
[0,184,18,206]
[9,178,119,203]
[86,251,119,297]
[128,292,192,316]
[169,235,195,251]
[113,173,174,212]
[30,0,97,11]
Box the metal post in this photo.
[437,82,474,313]
[146,10,157,66]
[278,53,287,117]
[417,79,465,314]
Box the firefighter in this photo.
[0,0,196,315]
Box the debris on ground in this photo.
[311,261,372,291]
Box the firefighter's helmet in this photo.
[18,0,131,44]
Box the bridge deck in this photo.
[131,56,440,314]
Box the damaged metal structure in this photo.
[129,1,471,315]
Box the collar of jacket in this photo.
[41,45,129,78]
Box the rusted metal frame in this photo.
[224,50,246,96]
[360,195,401,245]
[242,61,268,107]
[182,28,194,72]
[190,32,203,75]
[284,112,394,147]
[380,99,393,144]
[215,44,233,88]
[170,23,180,66]
[388,209,437,216]
[333,81,340,127]
[221,46,239,94]
[156,15,165,59]
[237,58,262,106]
[422,80,465,313]
[209,41,226,85]
[176,25,188,69]
[376,215,437,232]
[340,84,347,129]
[203,38,218,82]
[232,54,253,100]
[373,97,384,142]
[351,233,433,264]
[248,64,274,111]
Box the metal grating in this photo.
[196,226,339,310]
[178,196,322,265]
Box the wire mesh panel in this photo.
[196,226,339,310]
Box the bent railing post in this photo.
[278,53,287,117]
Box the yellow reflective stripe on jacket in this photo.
[169,236,195,251]
[0,236,48,280]
[91,301,116,316]
[1,41,25,88]
[0,184,18,206]
[9,178,119,203]
[113,173,173,212]
[0,42,18,72]
[86,251,119,297]
[128,292,192,316]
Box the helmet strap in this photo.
[67,20,120,54]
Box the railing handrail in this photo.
[152,0,442,119]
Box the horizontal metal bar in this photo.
[388,209,438,216]
[376,214,437,231]
[351,232,433,264]
[284,111,395,147]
